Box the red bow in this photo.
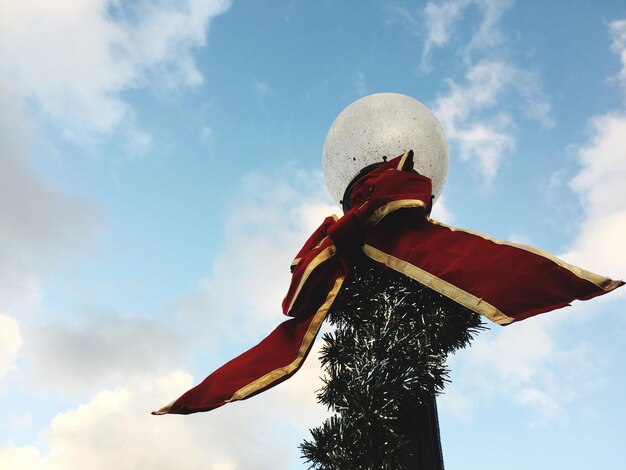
[154,151,622,415]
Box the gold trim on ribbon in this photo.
[396,150,411,170]
[367,199,426,226]
[225,275,345,403]
[152,399,176,415]
[363,244,514,325]
[286,245,336,314]
[289,216,338,271]
[427,219,621,292]
[312,236,330,251]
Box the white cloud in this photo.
[507,231,534,246]
[439,386,473,422]
[0,0,232,143]
[418,1,553,180]
[0,314,22,381]
[430,194,455,223]
[387,1,468,73]
[198,125,214,145]
[172,170,338,342]
[464,319,555,386]
[447,313,601,423]
[418,0,515,71]
[570,114,626,218]
[609,19,626,97]
[122,125,153,156]
[355,70,367,96]
[515,388,561,422]
[460,0,515,62]
[0,445,41,470]
[443,16,625,427]
[253,80,274,98]
[0,84,103,314]
[390,2,553,179]
[561,211,626,283]
[26,312,188,394]
[8,412,32,433]
[0,341,329,469]
[433,60,552,180]
[422,0,469,54]
[562,113,626,280]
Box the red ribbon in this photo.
[154,151,623,415]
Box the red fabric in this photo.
[367,218,613,321]
[164,313,317,414]
[154,152,622,415]
[348,152,417,207]
[352,167,432,217]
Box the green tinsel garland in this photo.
[300,260,484,469]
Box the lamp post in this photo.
[302,93,465,469]
[300,92,621,467]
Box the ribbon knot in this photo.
[327,150,433,261]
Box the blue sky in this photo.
[1,1,625,468]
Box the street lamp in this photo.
[308,93,460,469]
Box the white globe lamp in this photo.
[322,93,449,210]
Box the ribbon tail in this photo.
[153,276,344,415]
[364,218,623,325]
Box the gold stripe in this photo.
[363,244,514,325]
[312,236,330,251]
[428,219,620,291]
[286,245,336,314]
[289,216,338,269]
[225,275,344,403]
[152,399,177,415]
[367,199,426,226]
[396,150,410,170]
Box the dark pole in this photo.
[400,395,445,470]
[345,176,445,470]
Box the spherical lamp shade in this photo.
[322,93,449,206]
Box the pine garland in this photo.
[300,260,484,469]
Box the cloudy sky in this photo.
[1,1,625,468]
